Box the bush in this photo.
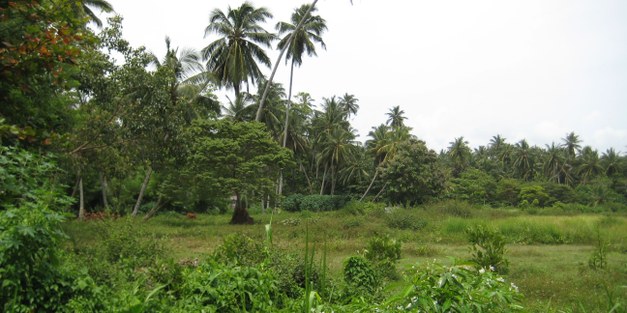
[519,185,551,207]
[365,235,402,280]
[466,225,509,274]
[343,256,380,299]
[283,194,349,212]
[176,261,282,312]
[439,200,474,218]
[212,233,266,266]
[387,261,523,312]
[386,209,428,231]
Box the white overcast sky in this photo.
[100,0,627,153]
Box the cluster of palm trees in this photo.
[444,132,623,187]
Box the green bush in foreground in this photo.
[466,224,509,274]
[386,262,523,312]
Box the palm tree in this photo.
[447,137,471,177]
[561,131,582,160]
[338,93,359,118]
[360,124,411,200]
[202,2,275,99]
[543,142,570,184]
[512,139,535,181]
[577,146,603,184]
[79,0,114,28]
[386,105,407,128]
[222,93,256,122]
[601,148,622,177]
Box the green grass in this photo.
[62,205,627,312]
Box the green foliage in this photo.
[177,261,282,312]
[283,194,349,212]
[385,208,428,230]
[588,230,608,270]
[387,261,523,312]
[0,146,72,210]
[496,178,521,206]
[212,233,266,266]
[365,234,402,280]
[438,199,474,218]
[382,139,446,206]
[466,225,509,274]
[519,184,551,207]
[343,256,380,299]
[450,168,496,205]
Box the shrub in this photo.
[212,233,266,266]
[176,261,282,312]
[519,185,551,207]
[365,235,402,280]
[343,256,380,299]
[439,200,474,218]
[282,194,303,212]
[466,225,509,274]
[387,261,523,312]
[300,195,349,212]
[386,209,428,231]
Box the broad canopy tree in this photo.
[183,119,291,224]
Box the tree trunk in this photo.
[78,176,85,220]
[319,165,328,195]
[360,167,380,201]
[100,172,109,209]
[230,192,254,224]
[256,0,319,122]
[132,166,153,216]
[373,182,388,202]
[70,175,80,198]
[299,160,314,193]
[330,164,336,196]
[143,196,162,221]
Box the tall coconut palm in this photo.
[338,93,359,118]
[386,105,407,128]
[448,137,471,177]
[202,2,275,99]
[360,124,411,200]
[561,131,582,160]
[577,146,602,184]
[601,148,622,177]
[512,139,535,181]
[78,0,114,28]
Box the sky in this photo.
[100,0,627,153]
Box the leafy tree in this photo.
[202,2,275,98]
[450,168,497,205]
[183,119,291,224]
[0,0,91,145]
[382,139,446,206]
[577,146,603,185]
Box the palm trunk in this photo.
[299,160,314,193]
[360,167,380,201]
[143,196,162,221]
[100,172,109,209]
[78,176,85,220]
[330,164,336,196]
[319,165,328,195]
[132,166,153,216]
[373,182,388,202]
[278,62,296,198]
[256,0,319,121]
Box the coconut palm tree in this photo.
[222,93,256,122]
[561,131,582,160]
[601,148,622,177]
[512,139,535,181]
[339,93,359,118]
[79,0,114,28]
[577,146,603,184]
[448,137,471,177]
[202,2,275,99]
[386,105,407,128]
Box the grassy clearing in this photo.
[62,204,627,312]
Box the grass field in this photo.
[63,202,627,312]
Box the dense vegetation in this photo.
[1,0,626,312]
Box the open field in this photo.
[63,204,627,312]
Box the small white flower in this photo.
[510,282,519,292]
[479,268,485,274]
[489,265,495,271]
[496,277,505,283]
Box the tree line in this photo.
[1,0,625,225]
